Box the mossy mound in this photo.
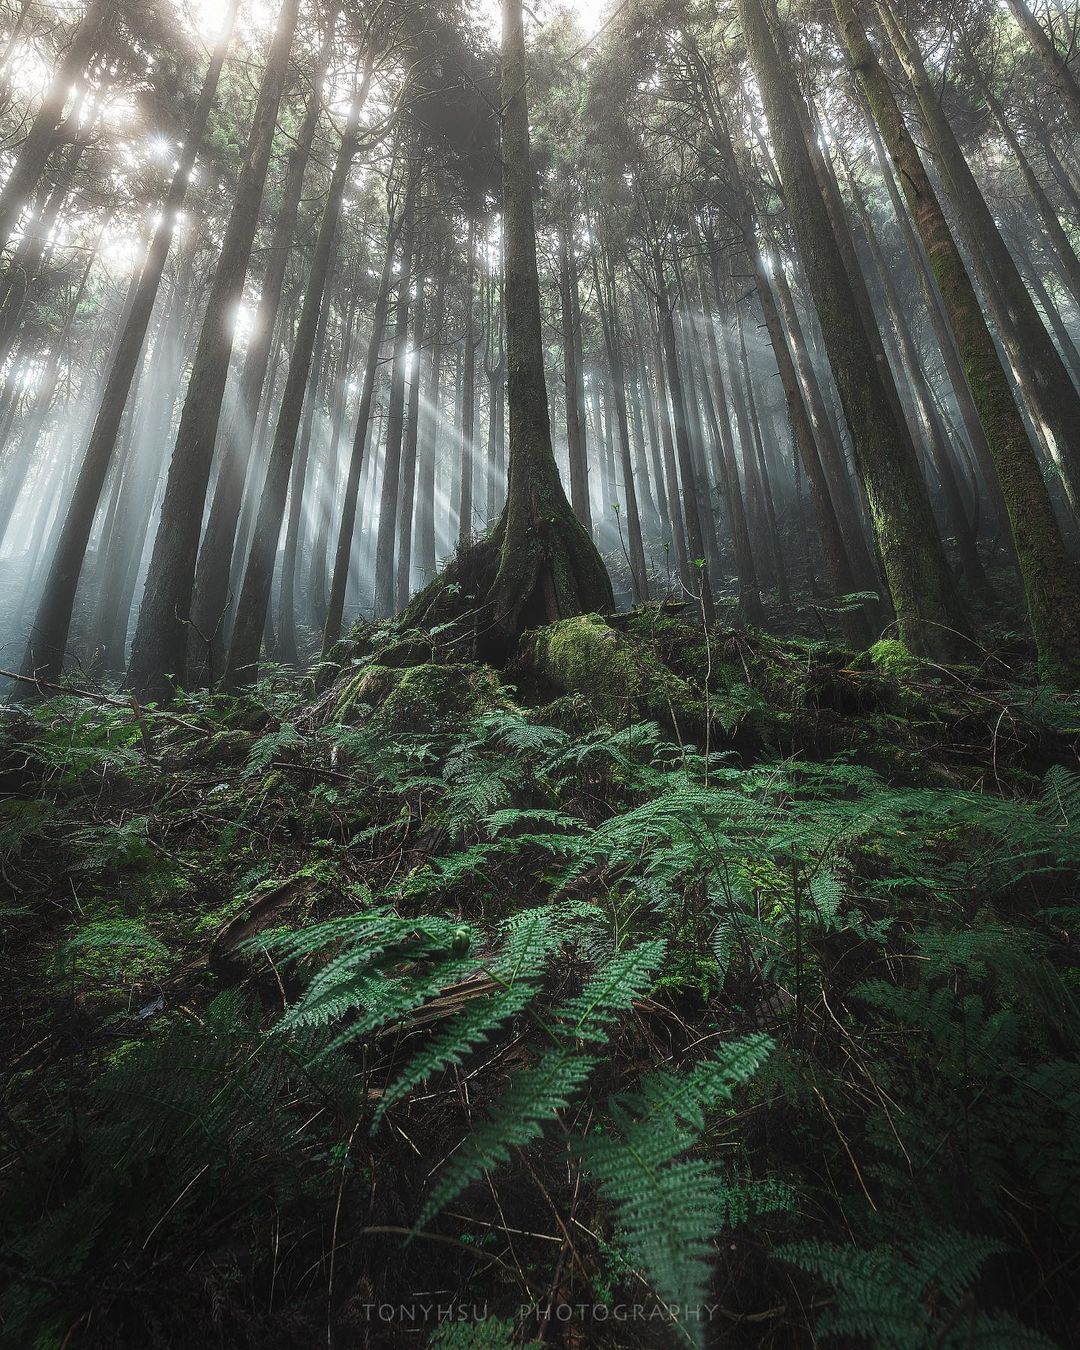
[527,613,700,728]
[323,659,511,733]
[867,638,923,681]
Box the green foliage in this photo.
[2,619,1076,1346]
[55,918,172,990]
[778,1228,1056,1348]
[581,1035,780,1348]
[867,637,921,679]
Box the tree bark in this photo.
[16,1,240,689]
[833,0,1080,680]
[738,0,967,660]
[125,0,300,699]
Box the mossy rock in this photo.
[527,614,699,727]
[178,728,258,769]
[355,661,511,733]
[377,662,509,732]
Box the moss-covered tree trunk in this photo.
[737,0,968,663]
[489,0,613,630]
[405,0,612,651]
[875,0,1080,511]
[831,0,1080,684]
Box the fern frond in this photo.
[581,1036,775,1349]
[417,1049,597,1227]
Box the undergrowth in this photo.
[1,610,1078,1347]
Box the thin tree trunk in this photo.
[372,191,415,619]
[593,242,647,602]
[277,284,333,665]
[225,76,365,685]
[559,228,591,533]
[396,259,426,610]
[654,247,714,620]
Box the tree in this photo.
[16,0,241,690]
[225,49,375,684]
[831,0,1080,681]
[0,0,112,249]
[736,0,968,661]
[125,0,302,699]
[404,0,612,652]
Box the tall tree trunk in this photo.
[372,192,415,619]
[193,15,335,649]
[654,248,715,620]
[396,259,426,611]
[734,296,791,605]
[876,0,1080,509]
[558,228,591,533]
[837,141,993,599]
[483,258,506,525]
[309,289,358,625]
[593,244,647,602]
[456,215,478,546]
[16,2,240,688]
[688,270,760,619]
[768,254,879,591]
[856,90,1016,558]
[276,285,332,665]
[833,0,1080,680]
[225,81,364,685]
[405,0,612,648]
[125,0,300,698]
[738,0,967,659]
[414,256,446,592]
[629,298,671,547]
[648,318,691,586]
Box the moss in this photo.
[53,918,175,1006]
[373,662,510,733]
[867,638,922,680]
[528,614,699,727]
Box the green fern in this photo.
[581,1035,777,1347]
[777,1228,1055,1349]
[417,940,665,1226]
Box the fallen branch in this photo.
[0,667,208,738]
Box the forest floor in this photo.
[1,607,1078,1349]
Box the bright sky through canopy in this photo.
[480,0,613,41]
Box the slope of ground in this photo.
[1,609,1078,1348]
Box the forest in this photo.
[1,0,1080,1343]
